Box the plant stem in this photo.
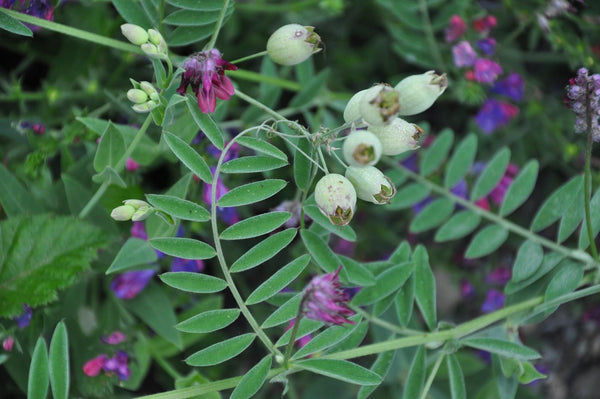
[210,134,281,356]
[79,114,153,218]
[283,300,306,368]
[229,69,302,91]
[418,0,446,71]
[353,306,421,336]
[151,351,182,379]
[2,8,142,54]
[230,50,268,64]
[205,0,230,50]
[419,352,445,399]
[384,159,597,268]
[584,89,599,261]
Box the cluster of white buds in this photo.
[111,200,153,222]
[315,70,447,226]
[127,80,160,113]
[121,24,168,59]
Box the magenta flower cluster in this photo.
[302,266,355,325]
[1,0,53,32]
[446,14,525,134]
[83,331,130,380]
[177,49,237,114]
[565,67,600,139]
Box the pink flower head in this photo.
[475,99,519,134]
[83,354,108,377]
[302,266,355,326]
[445,15,467,42]
[473,59,503,84]
[102,331,127,345]
[452,41,477,68]
[110,269,155,299]
[3,336,14,351]
[473,15,497,33]
[177,49,237,114]
[125,158,140,172]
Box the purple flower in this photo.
[130,221,148,240]
[476,38,497,56]
[460,279,475,299]
[485,267,511,285]
[273,200,305,228]
[565,67,600,138]
[102,331,127,345]
[492,73,525,102]
[207,141,239,162]
[473,59,503,84]
[489,164,518,206]
[452,41,477,68]
[473,15,497,33]
[445,15,467,42]
[83,354,108,377]
[176,49,237,114]
[170,258,204,273]
[111,269,155,299]
[2,1,54,32]
[203,167,239,225]
[284,320,312,349]
[481,289,505,313]
[14,305,32,329]
[125,158,140,172]
[102,350,130,381]
[475,99,519,134]
[3,336,14,351]
[302,266,355,325]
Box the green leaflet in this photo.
[230,355,272,399]
[301,229,340,273]
[106,238,158,274]
[292,315,362,359]
[404,346,426,399]
[186,95,225,149]
[434,210,481,242]
[470,147,511,201]
[150,237,216,260]
[530,175,583,232]
[388,182,430,210]
[220,156,288,174]
[176,309,241,333]
[49,322,69,399]
[499,160,539,216]
[413,246,436,330]
[220,212,291,240]
[216,179,287,207]
[163,132,212,183]
[461,338,541,360]
[28,338,49,399]
[0,9,32,36]
[409,198,455,233]
[185,333,256,367]
[246,255,310,305]
[160,272,227,293]
[352,262,413,306]
[511,240,544,283]
[444,134,477,189]
[464,225,509,259]
[146,194,210,222]
[230,228,297,273]
[420,128,454,176]
[296,359,382,386]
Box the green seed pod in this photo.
[369,117,423,156]
[127,89,149,104]
[342,130,382,167]
[358,84,401,126]
[267,24,322,66]
[394,71,448,116]
[111,204,136,221]
[345,166,396,204]
[343,89,368,123]
[120,23,149,46]
[314,173,356,226]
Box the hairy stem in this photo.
[419,352,445,399]
[205,0,230,50]
[2,9,141,54]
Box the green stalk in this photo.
[283,299,306,368]
[205,0,230,50]
[230,50,268,65]
[228,69,302,91]
[583,88,599,261]
[79,114,153,219]
[2,8,142,54]
[419,353,445,399]
[417,0,446,71]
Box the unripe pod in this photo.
[121,24,149,46]
[267,24,322,66]
[343,89,368,123]
[111,204,136,221]
[342,130,382,167]
[369,117,423,156]
[345,166,396,204]
[394,71,448,115]
[359,84,401,126]
[314,174,356,226]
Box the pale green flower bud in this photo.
[342,130,382,167]
[131,206,154,221]
[111,204,136,221]
[369,117,423,156]
[121,23,149,46]
[147,29,168,55]
[359,84,401,126]
[314,174,356,226]
[345,166,396,204]
[343,89,368,123]
[131,101,157,113]
[127,89,149,104]
[123,199,151,209]
[141,43,161,58]
[394,71,448,116]
[139,81,157,95]
[267,24,322,66]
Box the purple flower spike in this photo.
[111,269,155,299]
[177,49,237,114]
[102,350,130,381]
[102,331,127,345]
[481,289,505,313]
[14,305,32,329]
[302,266,355,326]
[492,73,525,102]
[475,99,519,134]
[473,59,503,84]
[452,41,477,68]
